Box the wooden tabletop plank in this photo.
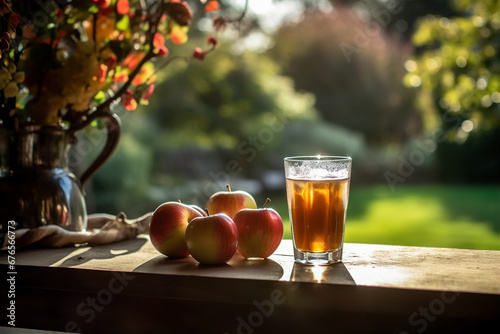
[1,237,499,333]
[2,236,499,295]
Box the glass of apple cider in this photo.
[284,156,352,265]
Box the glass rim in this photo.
[284,155,352,162]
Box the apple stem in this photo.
[226,184,231,192]
[204,208,210,216]
[178,199,182,203]
[262,198,271,209]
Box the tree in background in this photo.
[147,46,317,150]
[406,0,500,182]
[335,0,459,40]
[89,42,321,214]
[269,6,422,145]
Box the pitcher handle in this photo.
[70,111,121,188]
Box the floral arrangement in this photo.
[0,0,243,129]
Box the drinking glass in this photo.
[284,156,352,265]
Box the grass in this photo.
[270,184,500,250]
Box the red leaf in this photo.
[205,1,220,12]
[170,25,188,44]
[105,55,117,69]
[164,1,193,27]
[157,45,169,58]
[123,52,144,70]
[117,0,130,15]
[132,73,145,86]
[100,7,114,16]
[0,32,11,42]
[0,39,9,51]
[153,33,169,57]
[153,33,165,49]
[92,0,111,8]
[207,35,218,47]
[95,64,108,82]
[8,14,22,28]
[143,84,155,101]
[122,89,137,111]
[193,47,205,61]
[113,72,129,83]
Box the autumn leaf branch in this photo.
[84,1,165,120]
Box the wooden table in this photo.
[1,237,499,333]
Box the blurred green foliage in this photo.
[408,0,500,134]
[88,42,327,214]
[406,0,500,181]
[146,48,317,149]
[88,41,383,214]
[269,7,422,145]
[80,1,499,250]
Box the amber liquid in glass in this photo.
[286,177,350,253]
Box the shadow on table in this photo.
[1,236,149,267]
[43,237,148,267]
[58,237,148,267]
[133,253,285,281]
[290,262,356,285]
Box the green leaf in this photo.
[94,91,106,104]
[88,5,99,14]
[116,15,130,32]
[413,19,436,46]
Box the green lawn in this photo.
[271,184,500,250]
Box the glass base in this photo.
[293,247,343,265]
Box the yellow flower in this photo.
[12,71,24,83]
[83,15,118,45]
[3,81,18,98]
[0,67,12,89]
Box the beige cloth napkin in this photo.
[2,212,151,249]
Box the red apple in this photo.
[149,202,204,258]
[177,199,207,217]
[233,198,284,259]
[190,204,208,217]
[185,213,239,264]
[205,184,257,218]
